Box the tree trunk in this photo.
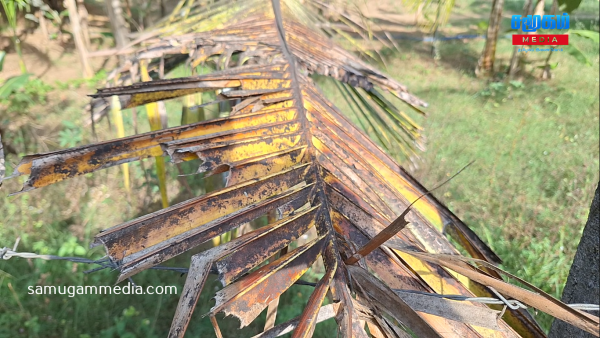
[541,0,558,80]
[104,0,129,62]
[475,0,505,77]
[77,0,90,49]
[65,0,93,78]
[549,183,600,338]
[508,0,545,78]
[508,0,533,78]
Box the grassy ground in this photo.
[319,13,599,330]
[1,1,599,337]
[408,35,598,330]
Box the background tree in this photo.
[507,0,533,78]
[549,183,599,338]
[475,0,505,76]
[105,0,129,58]
[64,0,93,77]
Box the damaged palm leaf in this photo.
[90,0,426,164]
[139,59,170,208]
[5,1,598,337]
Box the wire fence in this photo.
[1,244,598,313]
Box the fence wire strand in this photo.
[1,246,598,312]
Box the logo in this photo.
[511,14,570,46]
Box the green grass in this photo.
[1,2,599,336]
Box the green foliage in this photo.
[570,30,600,44]
[58,121,83,148]
[0,51,5,72]
[474,80,527,107]
[25,0,68,27]
[54,70,108,91]
[1,77,52,111]
[0,0,30,73]
[476,20,489,34]
[564,44,591,65]
[558,0,583,13]
[536,62,559,71]
[0,74,31,100]
[0,0,30,31]
[562,30,600,66]
[57,236,87,257]
[0,183,179,336]
[98,306,160,338]
[482,225,576,330]
[0,76,55,161]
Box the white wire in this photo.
[3,246,600,312]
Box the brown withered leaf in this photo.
[394,249,600,336]
[394,290,503,331]
[348,264,444,338]
[252,303,339,338]
[4,0,590,337]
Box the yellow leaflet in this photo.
[182,93,204,125]
[110,95,130,194]
[140,59,169,208]
[397,251,508,338]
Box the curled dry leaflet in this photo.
[4,0,599,337]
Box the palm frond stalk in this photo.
[3,1,598,337]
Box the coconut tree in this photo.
[475,0,505,76]
[549,183,600,338]
[3,0,599,337]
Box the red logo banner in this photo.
[512,34,569,45]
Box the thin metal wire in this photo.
[487,286,525,310]
[394,288,598,311]
[2,246,598,312]
[0,247,188,274]
[395,288,526,307]
[567,304,600,311]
